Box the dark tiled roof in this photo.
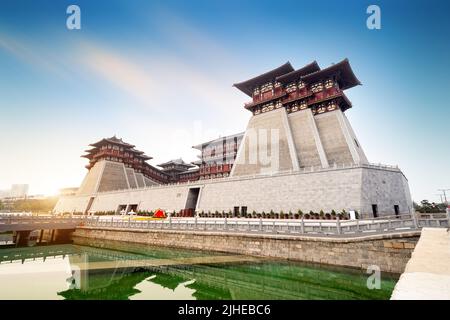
[233,62,294,96]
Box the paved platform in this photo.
[391,228,450,300]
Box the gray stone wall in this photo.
[144,177,158,187]
[288,110,322,168]
[232,108,295,176]
[73,227,419,273]
[54,165,412,218]
[135,173,145,188]
[315,111,354,166]
[77,160,105,196]
[125,168,138,189]
[97,161,130,192]
[54,195,91,213]
[361,168,413,216]
[198,167,363,214]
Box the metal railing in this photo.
[83,214,449,237]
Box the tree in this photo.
[11,197,58,213]
[417,200,445,213]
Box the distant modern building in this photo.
[54,59,413,218]
[0,190,9,199]
[0,184,29,199]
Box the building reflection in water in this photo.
[57,241,397,300]
[0,242,397,300]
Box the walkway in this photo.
[391,228,450,299]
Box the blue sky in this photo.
[0,0,449,202]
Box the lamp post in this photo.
[438,189,449,205]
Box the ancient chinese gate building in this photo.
[54,59,413,218]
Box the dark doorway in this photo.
[233,206,240,217]
[394,205,400,217]
[372,204,378,218]
[84,197,95,215]
[117,204,127,215]
[185,188,200,211]
[241,206,248,216]
[127,204,138,213]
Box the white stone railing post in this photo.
[224,217,227,230]
[259,218,263,232]
[301,217,305,234]
[412,211,419,229]
[169,216,172,229]
[447,208,450,227]
[195,216,198,229]
[336,216,341,235]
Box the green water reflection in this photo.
[0,242,397,300]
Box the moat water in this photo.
[0,241,398,300]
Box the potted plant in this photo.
[280,210,284,219]
[270,210,275,219]
[319,210,325,220]
[331,210,337,220]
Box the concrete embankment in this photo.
[73,227,420,273]
[391,228,450,299]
